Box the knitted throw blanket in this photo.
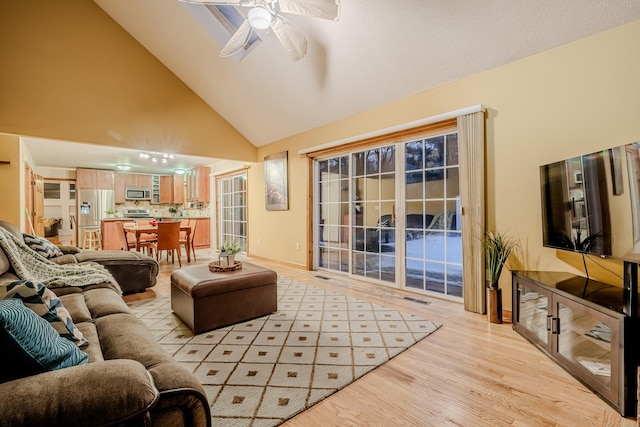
[0,228,120,293]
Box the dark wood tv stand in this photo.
[512,270,640,417]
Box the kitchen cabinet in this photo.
[159,176,173,204]
[185,166,210,203]
[151,175,160,204]
[76,168,114,190]
[512,271,640,416]
[192,218,210,248]
[159,175,185,204]
[101,220,123,250]
[173,174,185,205]
[115,173,154,203]
[127,173,152,189]
[115,174,126,204]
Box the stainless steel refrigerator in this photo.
[77,189,115,246]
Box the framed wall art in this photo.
[264,151,289,211]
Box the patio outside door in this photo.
[314,131,463,298]
[218,173,247,252]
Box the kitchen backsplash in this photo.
[115,201,211,218]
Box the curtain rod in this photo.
[298,104,485,155]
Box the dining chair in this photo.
[121,222,155,255]
[152,221,182,266]
[178,219,196,262]
[70,214,77,246]
[117,221,136,251]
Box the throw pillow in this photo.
[3,280,88,347]
[22,233,63,259]
[0,299,88,383]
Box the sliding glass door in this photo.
[314,131,462,298]
[317,156,350,272]
[218,173,247,252]
[405,134,462,297]
[351,147,396,282]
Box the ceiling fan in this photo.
[180,0,341,63]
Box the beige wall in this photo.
[0,135,22,226]
[250,19,640,308]
[3,1,640,309]
[0,0,254,162]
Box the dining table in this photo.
[123,222,194,262]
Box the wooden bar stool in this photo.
[82,227,102,250]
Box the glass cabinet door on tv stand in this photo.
[513,278,552,351]
[512,271,634,416]
[552,293,619,407]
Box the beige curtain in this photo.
[457,111,486,313]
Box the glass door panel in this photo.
[405,133,462,297]
[352,146,396,282]
[515,279,551,348]
[554,294,618,404]
[315,131,461,298]
[218,173,247,251]
[318,156,349,272]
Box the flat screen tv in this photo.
[540,141,640,263]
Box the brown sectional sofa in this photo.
[0,220,158,294]
[0,223,211,426]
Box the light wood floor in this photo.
[124,250,637,427]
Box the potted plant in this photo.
[482,230,518,324]
[105,209,115,218]
[219,240,242,266]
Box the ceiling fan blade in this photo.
[219,19,253,57]
[178,0,244,4]
[276,0,340,20]
[270,17,309,63]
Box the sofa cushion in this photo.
[0,272,19,292]
[0,299,88,383]
[49,254,79,265]
[3,280,88,347]
[83,287,132,319]
[56,245,82,255]
[74,250,150,262]
[0,220,23,241]
[75,321,104,363]
[22,233,64,259]
[58,293,92,324]
[0,249,9,276]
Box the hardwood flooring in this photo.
[124,251,637,427]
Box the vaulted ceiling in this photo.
[16,1,640,173]
[91,1,640,148]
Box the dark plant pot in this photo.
[487,287,503,324]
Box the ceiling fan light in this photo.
[248,7,272,30]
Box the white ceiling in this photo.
[26,1,640,169]
[23,137,222,175]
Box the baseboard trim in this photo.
[245,253,308,270]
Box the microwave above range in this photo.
[125,187,151,201]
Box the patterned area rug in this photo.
[128,277,441,426]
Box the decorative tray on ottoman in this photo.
[208,261,243,272]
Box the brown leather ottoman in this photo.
[170,262,278,334]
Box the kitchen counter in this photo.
[100,217,211,250]
[102,218,152,221]
[102,217,210,221]
[159,217,210,220]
